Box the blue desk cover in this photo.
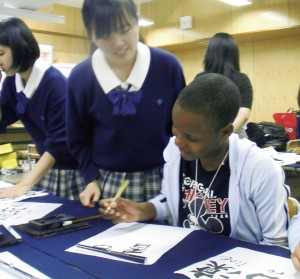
[0,195,292,279]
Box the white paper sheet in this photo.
[0,202,61,225]
[0,191,48,205]
[0,181,14,189]
[0,251,50,279]
[0,180,49,205]
[66,222,192,265]
[263,146,300,166]
[175,247,300,278]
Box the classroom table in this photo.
[0,194,291,279]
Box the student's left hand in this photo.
[291,242,300,272]
[79,180,101,208]
[0,183,30,198]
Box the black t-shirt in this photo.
[179,157,231,236]
[196,71,253,109]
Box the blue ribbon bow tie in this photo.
[16,92,30,114]
[107,86,143,116]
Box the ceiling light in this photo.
[138,18,154,27]
[0,7,65,24]
[219,0,252,6]
[136,0,154,27]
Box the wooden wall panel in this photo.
[181,0,233,41]
[140,0,300,47]
[24,5,89,65]
[231,0,291,34]
[141,0,183,46]
[169,35,300,123]
[6,1,299,124]
[253,37,300,122]
[174,46,205,84]
[140,0,300,123]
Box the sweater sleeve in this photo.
[41,70,71,162]
[289,212,300,252]
[0,78,19,132]
[248,151,289,246]
[235,73,253,109]
[66,61,100,184]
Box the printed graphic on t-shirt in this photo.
[180,159,230,235]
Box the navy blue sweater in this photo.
[66,47,185,184]
[0,67,78,169]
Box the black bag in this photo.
[246,122,289,150]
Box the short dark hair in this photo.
[0,17,40,72]
[82,0,138,40]
[203,32,240,76]
[177,73,241,131]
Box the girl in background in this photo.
[196,32,253,138]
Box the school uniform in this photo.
[66,42,186,201]
[0,58,84,199]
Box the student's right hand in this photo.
[79,180,101,208]
[98,198,156,223]
[291,242,300,272]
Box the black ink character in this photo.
[246,274,278,279]
[191,260,235,278]
[123,243,151,254]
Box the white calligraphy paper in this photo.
[0,202,61,225]
[67,222,192,265]
[0,191,48,206]
[263,146,300,166]
[0,181,14,189]
[0,251,50,279]
[175,247,300,278]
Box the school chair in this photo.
[288,197,300,220]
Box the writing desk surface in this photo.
[0,195,291,279]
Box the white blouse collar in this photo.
[15,58,51,98]
[92,42,150,93]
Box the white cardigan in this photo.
[150,134,289,246]
[289,211,300,252]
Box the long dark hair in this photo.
[203,32,240,78]
[0,17,40,72]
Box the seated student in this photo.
[99,73,289,246]
[289,212,300,271]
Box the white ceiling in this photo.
[0,0,62,10]
[57,0,84,8]
[0,0,154,10]
[58,0,153,9]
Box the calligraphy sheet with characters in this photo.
[67,222,192,265]
[175,247,299,278]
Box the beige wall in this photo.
[140,0,300,123]
[24,4,89,65]
[161,35,300,123]
[20,1,300,123]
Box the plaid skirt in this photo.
[98,168,163,202]
[35,169,85,200]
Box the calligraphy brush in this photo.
[63,180,130,226]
